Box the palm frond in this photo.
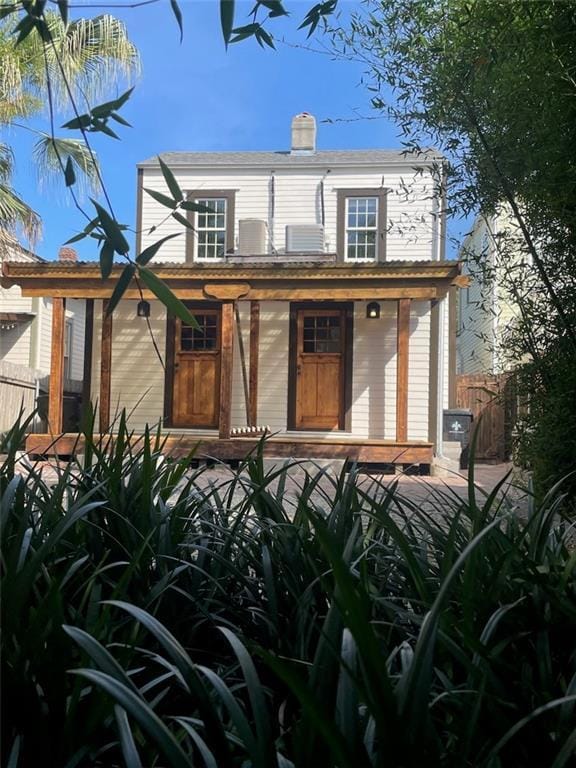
[0,181,41,244]
[32,134,100,196]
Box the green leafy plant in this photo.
[2,413,575,767]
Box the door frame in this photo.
[163,301,222,428]
[287,302,354,431]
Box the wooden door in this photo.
[172,309,221,428]
[295,309,345,430]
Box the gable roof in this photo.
[138,149,444,169]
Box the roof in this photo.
[1,259,466,301]
[138,149,444,169]
[0,232,44,264]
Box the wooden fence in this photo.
[456,373,516,462]
[0,361,38,433]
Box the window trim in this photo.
[185,189,236,263]
[336,187,388,263]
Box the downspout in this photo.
[268,171,276,253]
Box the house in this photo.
[1,114,464,469]
[457,211,524,375]
[0,236,85,432]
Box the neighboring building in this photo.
[457,211,523,375]
[0,237,86,431]
[2,114,464,469]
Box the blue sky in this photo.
[9,1,465,261]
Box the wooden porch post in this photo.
[81,299,94,422]
[48,297,66,433]
[249,300,260,426]
[396,298,411,442]
[219,300,234,438]
[99,299,113,433]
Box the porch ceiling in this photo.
[1,259,466,300]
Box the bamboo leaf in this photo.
[158,157,183,202]
[169,0,183,42]
[64,156,76,187]
[220,0,235,46]
[144,187,177,210]
[92,199,130,255]
[107,264,136,315]
[100,241,115,280]
[138,268,198,327]
[171,210,194,230]
[136,233,181,266]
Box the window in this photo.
[196,198,227,260]
[303,315,341,353]
[64,320,72,379]
[337,188,387,262]
[179,313,218,351]
[185,189,235,262]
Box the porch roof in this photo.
[1,259,466,301]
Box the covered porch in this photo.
[1,260,464,468]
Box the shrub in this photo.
[1,415,575,767]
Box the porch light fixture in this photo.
[366,301,380,319]
[137,300,150,318]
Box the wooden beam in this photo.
[396,298,411,441]
[218,301,234,438]
[14,284,441,301]
[48,297,66,434]
[81,299,94,423]
[249,301,260,426]
[99,299,113,433]
[25,432,434,466]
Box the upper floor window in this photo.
[185,189,236,262]
[337,188,388,262]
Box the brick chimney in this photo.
[58,246,78,262]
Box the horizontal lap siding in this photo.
[352,302,397,439]
[408,301,431,440]
[352,300,431,441]
[141,166,436,262]
[91,300,166,431]
[140,170,270,262]
[88,298,432,441]
[254,302,289,431]
[0,286,33,368]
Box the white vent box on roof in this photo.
[238,219,267,255]
[285,224,325,253]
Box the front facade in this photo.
[2,115,463,467]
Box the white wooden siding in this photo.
[37,297,86,380]
[252,301,289,432]
[139,166,436,263]
[91,299,166,431]
[0,286,33,368]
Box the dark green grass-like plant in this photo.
[1,412,575,767]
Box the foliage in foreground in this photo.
[1,414,576,767]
